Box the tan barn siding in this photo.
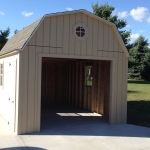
[27,13,124,58]
[17,13,128,134]
[19,26,43,133]
[81,13,87,56]
[19,47,29,134]
[43,18,50,53]
[57,16,63,54]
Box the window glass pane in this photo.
[86,66,93,86]
[76,26,86,38]
[76,27,80,32]
[81,32,85,37]
[81,27,85,32]
[76,32,80,37]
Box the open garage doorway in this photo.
[40,57,110,131]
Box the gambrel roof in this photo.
[0,9,129,57]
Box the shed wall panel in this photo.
[57,16,63,54]
[43,18,50,53]
[81,13,87,56]
[16,12,128,134]
[50,17,57,54]
[63,15,69,55]
[20,47,28,134]
[75,13,82,55]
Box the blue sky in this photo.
[0,0,150,45]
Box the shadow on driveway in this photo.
[1,147,46,150]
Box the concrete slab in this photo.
[0,105,150,150]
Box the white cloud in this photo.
[130,7,148,22]
[22,11,33,17]
[130,33,140,42]
[0,12,5,16]
[147,16,150,23]
[66,7,73,11]
[118,11,129,18]
[139,30,145,33]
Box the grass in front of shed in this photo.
[127,80,150,127]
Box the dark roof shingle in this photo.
[0,18,42,56]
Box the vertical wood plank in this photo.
[104,61,110,117]
[63,15,69,55]
[103,24,109,57]
[75,13,82,55]
[69,14,75,55]
[27,46,36,133]
[113,35,119,57]
[79,61,82,107]
[116,54,123,123]
[43,18,50,53]
[35,30,43,132]
[50,17,57,54]
[57,16,63,54]
[81,13,87,56]
[20,47,28,134]
[97,61,101,114]
[108,26,114,57]
[84,64,87,109]
[92,20,98,56]
[122,54,128,123]
[68,63,71,104]
[100,61,105,115]
[87,17,93,56]
[88,87,92,111]
[36,55,42,132]
[98,22,104,57]
[75,62,79,106]
[72,62,75,105]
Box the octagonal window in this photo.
[76,26,86,37]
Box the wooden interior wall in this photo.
[41,60,69,104]
[41,58,110,117]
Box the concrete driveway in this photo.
[0,113,150,150]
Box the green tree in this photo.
[128,36,150,79]
[132,36,149,62]
[92,2,131,47]
[14,29,19,34]
[0,27,10,50]
[141,51,150,81]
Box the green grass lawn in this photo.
[127,80,150,127]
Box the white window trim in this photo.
[73,23,88,41]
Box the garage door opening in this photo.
[40,57,110,131]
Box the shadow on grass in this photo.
[127,100,150,127]
[128,80,150,84]
[128,90,142,94]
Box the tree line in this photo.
[0,3,150,80]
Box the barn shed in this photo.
[0,10,129,135]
